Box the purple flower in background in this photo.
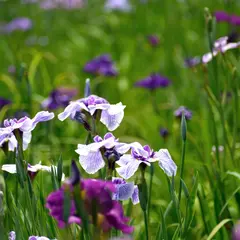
[214,11,230,22]
[184,57,201,68]
[40,0,84,9]
[2,17,32,33]
[58,94,125,131]
[9,231,16,240]
[0,97,11,110]
[148,35,160,47]
[112,177,139,204]
[116,142,177,179]
[41,88,78,110]
[46,178,134,233]
[160,127,169,139]
[174,106,192,120]
[8,65,16,74]
[0,111,54,151]
[75,133,130,174]
[135,74,171,90]
[2,162,65,181]
[230,15,240,26]
[84,55,118,77]
[105,0,131,12]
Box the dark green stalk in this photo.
[143,209,149,240]
[178,114,187,204]
[147,164,154,222]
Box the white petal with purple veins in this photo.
[156,149,177,176]
[76,146,105,174]
[116,157,143,179]
[114,182,134,201]
[100,103,125,131]
[58,101,87,121]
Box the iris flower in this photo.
[58,95,125,131]
[83,54,118,76]
[112,177,139,204]
[174,106,192,120]
[135,74,171,90]
[75,133,130,174]
[2,162,65,181]
[2,17,32,33]
[46,178,134,233]
[0,111,54,151]
[41,88,77,110]
[116,142,177,179]
[105,0,131,12]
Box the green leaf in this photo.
[57,154,63,185]
[183,172,199,237]
[180,179,190,199]
[226,171,240,180]
[207,219,232,240]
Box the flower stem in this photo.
[178,140,186,204]
[143,209,149,240]
[147,164,154,222]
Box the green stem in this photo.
[178,140,186,204]
[143,209,149,240]
[147,164,154,222]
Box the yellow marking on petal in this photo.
[97,213,105,227]
[80,190,86,200]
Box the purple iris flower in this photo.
[75,133,130,174]
[116,142,177,179]
[0,111,54,151]
[232,221,240,240]
[2,17,32,33]
[148,35,160,47]
[135,74,171,90]
[46,178,134,234]
[112,177,139,205]
[160,127,169,139]
[58,95,125,131]
[0,97,11,110]
[214,11,230,22]
[41,88,78,110]
[184,57,201,68]
[230,15,240,26]
[83,55,118,77]
[40,0,84,9]
[28,237,51,240]
[174,106,192,120]
[105,0,131,12]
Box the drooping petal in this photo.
[100,103,125,131]
[78,149,105,174]
[115,143,131,154]
[155,149,177,176]
[116,157,142,179]
[21,111,54,131]
[8,134,18,151]
[116,154,133,167]
[22,131,32,150]
[2,164,17,173]
[131,186,139,205]
[58,101,87,121]
[202,51,218,64]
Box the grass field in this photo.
[1,0,240,239]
